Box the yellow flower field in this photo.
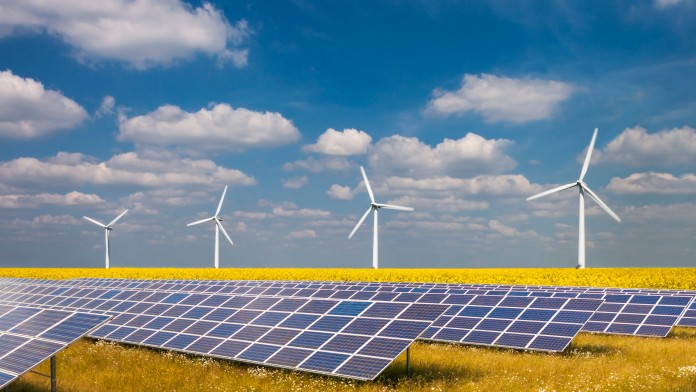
[2,267,696,290]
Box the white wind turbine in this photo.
[348,166,414,269]
[83,209,129,269]
[526,128,621,269]
[187,186,233,269]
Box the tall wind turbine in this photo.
[187,185,233,269]
[526,128,621,269]
[83,209,128,269]
[348,166,414,269]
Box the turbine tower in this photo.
[83,209,129,269]
[187,185,233,269]
[348,166,414,269]
[526,128,621,269]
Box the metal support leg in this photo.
[50,356,56,392]
[406,347,411,376]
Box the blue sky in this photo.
[1,0,695,268]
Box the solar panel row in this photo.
[0,282,447,380]
[34,277,692,339]
[0,279,599,353]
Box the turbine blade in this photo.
[360,166,375,203]
[581,184,621,222]
[215,185,228,217]
[107,209,129,226]
[373,203,414,211]
[217,221,234,246]
[526,183,577,201]
[348,206,373,239]
[187,217,214,227]
[579,128,598,181]
[83,216,106,228]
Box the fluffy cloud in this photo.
[303,128,372,156]
[368,133,516,178]
[326,184,354,200]
[384,174,542,196]
[488,220,543,239]
[282,176,308,189]
[594,126,696,166]
[284,229,317,239]
[606,172,696,195]
[623,203,696,223]
[0,151,255,187]
[0,191,104,209]
[0,1,250,69]
[119,103,300,152]
[426,74,575,123]
[95,95,115,117]
[0,70,87,138]
[387,195,489,212]
[272,206,330,218]
[283,157,352,172]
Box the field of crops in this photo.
[3,267,696,290]
[3,267,696,391]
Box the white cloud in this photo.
[326,184,354,200]
[0,70,87,138]
[607,172,696,195]
[384,174,542,196]
[282,176,309,189]
[272,207,330,218]
[622,203,696,223]
[303,128,372,156]
[594,126,696,166]
[9,214,82,229]
[95,95,115,117]
[232,211,272,220]
[368,133,516,178]
[284,229,317,239]
[488,220,543,239]
[387,195,489,212]
[283,156,352,172]
[0,191,104,209]
[118,103,300,152]
[0,1,251,69]
[0,151,256,187]
[426,74,575,123]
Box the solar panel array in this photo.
[0,304,110,389]
[0,279,602,353]
[0,281,448,380]
[42,277,693,339]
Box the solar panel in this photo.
[581,294,692,337]
[0,282,448,381]
[0,304,110,389]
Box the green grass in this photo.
[10,328,696,391]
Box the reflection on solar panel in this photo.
[0,304,110,389]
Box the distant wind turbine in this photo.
[83,209,129,269]
[348,166,414,269]
[187,186,233,269]
[526,128,621,269]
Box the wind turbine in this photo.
[526,128,621,269]
[187,185,233,269]
[83,209,128,269]
[348,166,414,269]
